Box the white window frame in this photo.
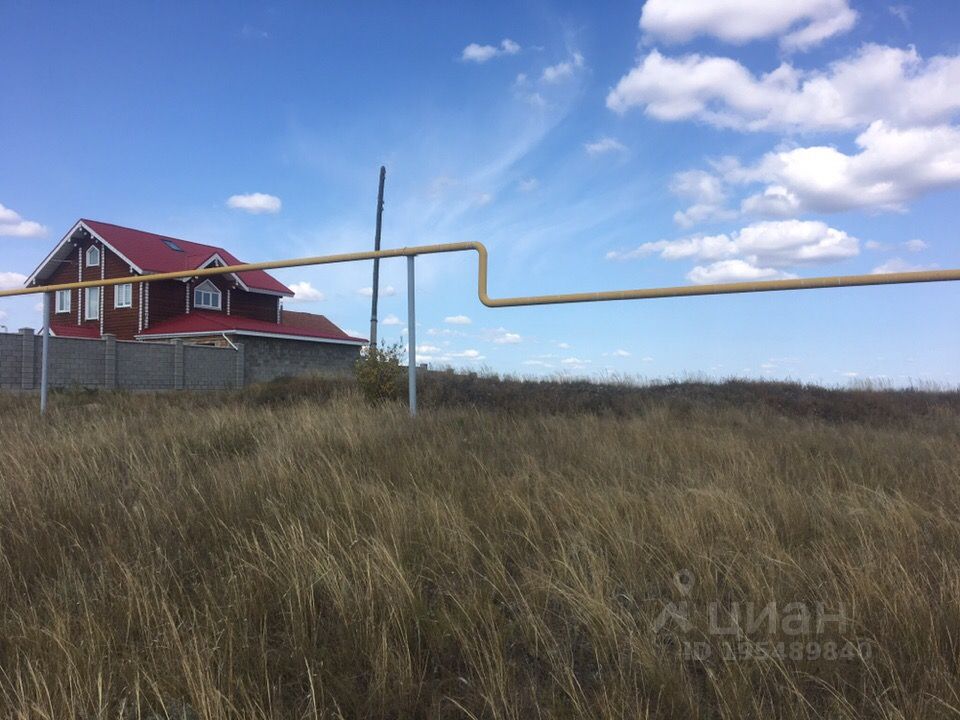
[84,287,100,321]
[193,280,222,310]
[86,245,101,267]
[114,283,133,308]
[55,289,71,314]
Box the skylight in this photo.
[162,239,183,252]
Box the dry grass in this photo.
[1,375,960,719]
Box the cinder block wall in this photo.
[0,330,238,392]
[240,335,360,384]
[0,329,360,391]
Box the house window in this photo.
[193,280,221,310]
[86,245,101,267]
[84,287,100,320]
[114,283,132,308]
[55,289,71,314]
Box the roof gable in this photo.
[28,219,292,296]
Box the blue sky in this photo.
[2,0,958,385]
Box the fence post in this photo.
[407,255,416,417]
[40,294,50,413]
[234,342,245,388]
[173,339,184,390]
[20,327,35,391]
[103,334,116,390]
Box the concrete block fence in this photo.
[1,329,241,392]
[0,328,359,393]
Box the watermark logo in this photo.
[652,569,873,662]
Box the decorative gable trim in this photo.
[26,220,144,287]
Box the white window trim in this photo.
[84,287,100,321]
[114,283,133,308]
[55,289,71,314]
[85,245,101,267]
[193,280,222,310]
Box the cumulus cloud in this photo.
[871,258,934,274]
[904,238,928,252]
[670,169,736,227]
[612,349,631,357]
[0,204,46,237]
[607,220,858,269]
[444,315,472,325]
[0,271,27,290]
[561,357,590,367]
[606,45,960,132]
[287,282,325,302]
[488,327,522,344]
[382,314,401,326]
[358,285,396,297]
[462,38,521,63]
[687,260,795,284]
[542,52,584,83]
[584,137,628,156]
[226,193,282,214]
[734,122,960,213]
[639,0,857,51]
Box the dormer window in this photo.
[85,245,101,267]
[193,280,222,310]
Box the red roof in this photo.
[137,310,366,344]
[50,323,100,339]
[81,219,292,296]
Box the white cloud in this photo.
[557,342,571,349]
[523,359,553,367]
[670,169,735,227]
[0,203,46,237]
[287,281,325,302]
[450,349,482,359]
[606,45,960,132]
[0,271,27,290]
[734,122,960,213]
[444,314,472,325]
[608,220,858,268]
[226,193,282,214]
[904,238,928,252]
[358,285,396,297]
[542,52,584,83]
[488,327,522,344]
[462,38,521,63]
[639,0,857,51]
[613,349,631,357]
[871,258,934,274]
[382,313,401,326]
[474,192,494,206]
[417,344,442,354]
[561,357,590,366]
[518,178,539,192]
[584,137,628,156]
[687,260,795,284]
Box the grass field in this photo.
[2,373,960,719]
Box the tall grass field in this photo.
[2,373,959,719]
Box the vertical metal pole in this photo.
[407,255,416,417]
[369,165,386,348]
[40,291,50,415]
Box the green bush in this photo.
[354,342,405,404]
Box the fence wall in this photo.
[1,329,239,392]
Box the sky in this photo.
[1,0,959,386]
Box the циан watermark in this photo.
[652,569,873,662]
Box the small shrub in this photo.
[355,342,405,404]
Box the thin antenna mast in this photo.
[369,166,386,348]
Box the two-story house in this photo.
[25,220,364,378]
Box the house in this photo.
[25,219,366,383]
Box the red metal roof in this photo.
[137,310,366,344]
[81,219,292,296]
[50,323,100,339]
